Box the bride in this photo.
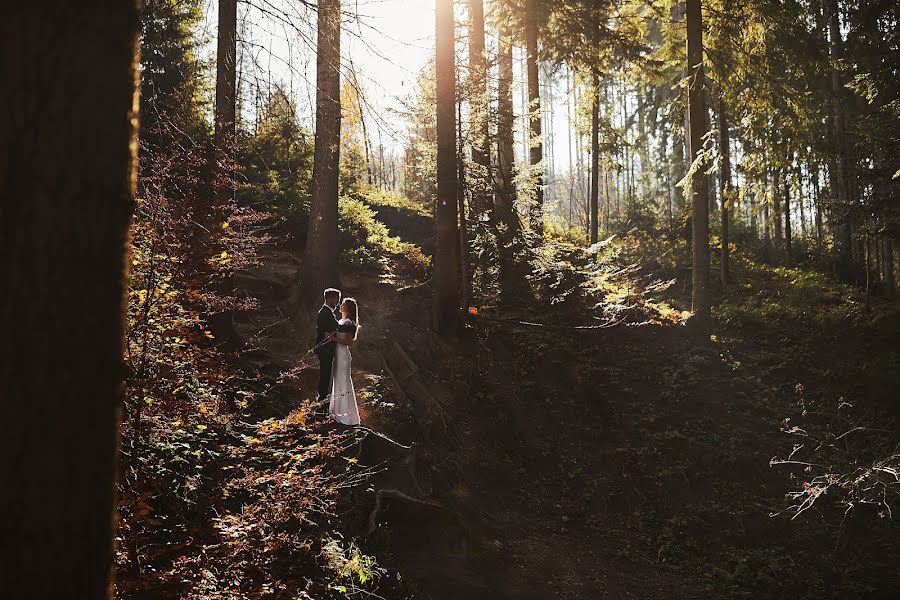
[328,297,361,426]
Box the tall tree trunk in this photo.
[798,165,807,238]
[302,0,342,303]
[749,183,758,240]
[718,98,731,284]
[543,62,556,205]
[525,0,544,236]
[0,3,140,596]
[214,0,238,206]
[773,168,783,249]
[566,67,575,226]
[496,25,517,231]
[687,0,711,330]
[813,164,824,252]
[637,84,649,204]
[457,98,470,308]
[575,81,585,219]
[495,23,527,300]
[672,121,686,220]
[468,0,492,221]
[828,0,853,279]
[590,69,600,244]
[784,168,793,267]
[434,0,461,334]
[763,170,772,260]
[884,236,895,298]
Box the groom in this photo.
[315,288,342,403]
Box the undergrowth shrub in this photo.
[771,385,900,544]
[339,195,430,278]
[525,231,681,324]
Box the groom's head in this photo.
[323,288,341,308]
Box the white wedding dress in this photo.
[329,319,360,425]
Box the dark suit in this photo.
[315,304,340,401]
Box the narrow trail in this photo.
[228,206,897,599]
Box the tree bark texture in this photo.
[303,0,342,303]
[214,0,237,205]
[784,171,793,267]
[0,2,140,597]
[687,0,711,329]
[433,0,461,334]
[496,25,518,233]
[828,0,853,279]
[718,98,731,283]
[773,169,783,249]
[525,0,544,237]
[884,236,895,298]
[590,69,600,244]
[468,0,493,220]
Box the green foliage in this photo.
[322,535,386,589]
[398,60,437,206]
[545,217,589,246]
[361,188,432,217]
[140,0,209,140]
[716,255,864,331]
[338,195,430,275]
[238,88,314,228]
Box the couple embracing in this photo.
[314,288,361,425]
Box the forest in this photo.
[1,0,898,598]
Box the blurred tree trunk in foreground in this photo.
[0,2,140,597]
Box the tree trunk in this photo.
[496,24,517,231]
[566,67,575,226]
[495,24,528,301]
[543,62,556,205]
[468,0,492,221]
[718,98,731,284]
[525,0,544,237]
[763,171,772,260]
[828,0,853,279]
[813,165,824,252]
[0,3,140,596]
[884,236,895,298]
[784,168,793,267]
[434,0,461,334]
[214,0,238,205]
[686,0,711,330]
[749,185,758,240]
[773,169,783,249]
[798,165,807,238]
[590,69,600,244]
[457,98,470,308]
[302,0,342,303]
[672,121,686,220]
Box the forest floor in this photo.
[117,195,900,599]
[338,202,900,600]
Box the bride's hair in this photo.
[342,298,360,339]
